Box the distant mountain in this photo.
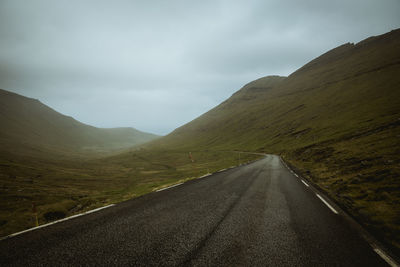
[147,29,400,251]
[0,89,159,155]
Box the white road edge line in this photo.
[294,173,299,178]
[281,156,399,265]
[218,168,227,172]
[1,204,115,241]
[156,183,183,192]
[198,173,211,179]
[373,248,398,267]
[301,180,310,187]
[316,194,339,214]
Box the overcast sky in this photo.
[1,0,399,135]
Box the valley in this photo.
[1,28,399,256]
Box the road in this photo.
[0,155,391,266]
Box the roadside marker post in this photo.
[32,202,38,227]
[188,152,194,163]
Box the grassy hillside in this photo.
[0,89,166,236]
[0,147,259,237]
[144,29,400,252]
[0,89,159,156]
[153,30,400,152]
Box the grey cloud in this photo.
[0,0,399,134]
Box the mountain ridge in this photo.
[149,28,400,152]
[0,88,159,155]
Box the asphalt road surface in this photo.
[0,155,391,266]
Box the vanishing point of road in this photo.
[0,155,392,266]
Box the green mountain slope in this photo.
[145,29,400,252]
[153,30,400,152]
[0,89,159,155]
[0,89,161,237]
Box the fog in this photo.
[0,0,399,134]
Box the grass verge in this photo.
[0,150,261,237]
